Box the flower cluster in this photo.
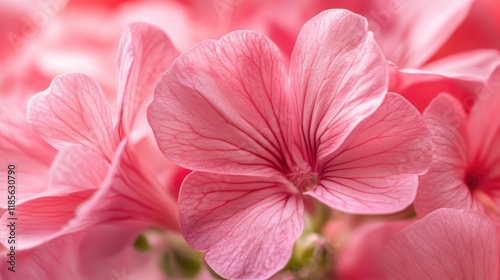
[1,0,500,279]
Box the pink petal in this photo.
[414,93,480,217]
[69,140,179,233]
[45,144,109,196]
[130,132,190,199]
[392,50,500,112]
[391,70,473,113]
[335,220,411,280]
[0,145,107,249]
[0,106,56,207]
[368,0,473,67]
[148,31,290,176]
[309,93,432,214]
[422,49,500,83]
[0,223,157,280]
[289,9,388,161]
[115,22,179,136]
[0,190,94,250]
[385,208,499,279]
[27,73,116,159]
[75,223,157,279]
[179,172,303,279]
[467,67,500,173]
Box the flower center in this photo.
[465,171,483,191]
[287,164,318,193]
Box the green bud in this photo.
[133,234,150,252]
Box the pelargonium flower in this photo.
[414,67,500,217]
[0,22,179,256]
[148,9,432,279]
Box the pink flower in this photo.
[0,22,179,258]
[148,9,432,279]
[414,66,500,217]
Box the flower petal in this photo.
[115,23,179,136]
[369,0,473,67]
[179,172,303,279]
[45,144,109,196]
[148,31,291,176]
[0,145,107,249]
[0,190,94,250]
[309,93,432,214]
[391,50,500,112]
[289,9,388,161]
[385,208,499,279]
[0,105,56,207]
[69,140,179,233]
[0,223,155,280]
[467,67,500,174]
[414,93,479,217]
[335,220,411,279]
[27,73,115,159]
[422,49,500,83]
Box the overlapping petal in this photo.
[70,140,179,233]
[310,93,431,214]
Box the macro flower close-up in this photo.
[1,0,499,279]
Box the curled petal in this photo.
[115,22,179,136]
[27,73,115,159]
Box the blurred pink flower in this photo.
[1,223,164,280]
[148,9,432,279]
[335,208,499,279]
[334,220,411,279]
[414,66,500,217]
[346,0,500,113]
[385,208,499,279]
[433,0,500,58]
